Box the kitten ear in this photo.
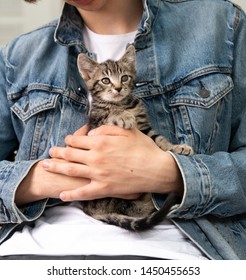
[77,54,98,82]
[119,44,136,71]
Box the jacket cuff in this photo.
[167,152,211,218]
[0,160,47,223]
[152,152,211,219]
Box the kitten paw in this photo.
[170,144,194,156]
[107,114,136,129]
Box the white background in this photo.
[1,260,246,280]
[0,0,62,45]
[0,0,246,275]
[234,0,246,10]
[0,0,246,46]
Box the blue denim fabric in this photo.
[0,0,246,259]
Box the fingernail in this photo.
[65,135,72,145]
[88,129,95,136]
[43,159,50,169]
[60,192,66,201]
[66,135,72,141]
[49,147,54,156]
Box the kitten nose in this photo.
[114,86,122,93]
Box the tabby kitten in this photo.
[77,45,193,231]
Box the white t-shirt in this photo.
[0,27,208,260]
[0,202,207,259]
[83,25,137,62]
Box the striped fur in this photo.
[77,45,193,231]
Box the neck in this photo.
[78,0,144,34]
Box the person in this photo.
[0,0,246,260]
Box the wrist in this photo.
[15,161,48,206]
[154,151,184,196]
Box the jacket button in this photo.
[200,88,210,98]
[77,86,83,93]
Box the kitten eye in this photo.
[121,75,129,82]
[101,78,111,84]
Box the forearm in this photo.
[0,159,90,223]
[15,161,54,206]
[0,159,43,223]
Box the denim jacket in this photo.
[1,0,246,259]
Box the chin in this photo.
[66,0,106,11]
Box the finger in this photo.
[59,182,101,201]
[59,181,142,202]
[65,132,127,151]
[88,124,131,137]
[60,191,141,202]
[65,134,93,150]
[48,146,91,165]
[73,124,89,136]
[43,158,91,178]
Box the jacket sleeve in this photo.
[0,48,47,224]
[154,7,246,219]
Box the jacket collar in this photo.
[54,3,85,47]
[54,0,158,48]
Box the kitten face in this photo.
[91,61,134,102]
[78,45,136,103]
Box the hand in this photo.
[15,160,90,206]
[44,125,184,202]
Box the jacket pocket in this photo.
[11,90,59,122]
[10,90,60,160]
[169,73,233,154]
[169,73,233,108]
